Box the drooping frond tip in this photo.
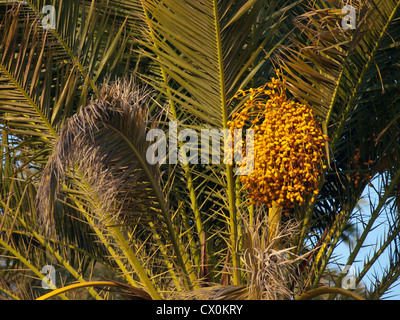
[36,78,163,234]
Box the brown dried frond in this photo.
[169,213,307,300]
[167,284,249,300]
[240,212,305,300]
[36,78,164,233]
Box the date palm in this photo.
[0,0,399,300]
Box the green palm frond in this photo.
[278,0,400,130]
[137,0,308,285]
[276,0,400,298]
[139,0,293,126]
[0,0,140,260]
[2,0,400,300]
[23,0,140,89]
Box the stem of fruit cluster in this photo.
[268,202,282,245]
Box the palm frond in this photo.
[139,0,295,126]
[36,78,192,294]
[37,79,163,231]
[278,0,400,129]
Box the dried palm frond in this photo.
[166,284,248,300]
[168,213,307,300]
[36,78,165,232]
[240,212,306,300]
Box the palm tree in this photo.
[0,0,399,300]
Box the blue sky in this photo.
[330,179,400,300]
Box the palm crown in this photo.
[1,0,400,300]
